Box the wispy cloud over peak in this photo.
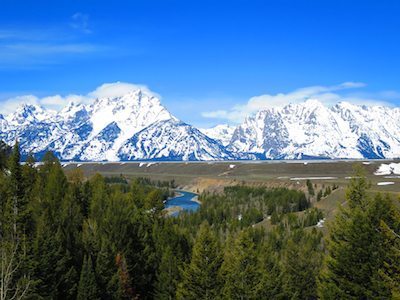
[202,82,394,123]
[0,82,157,114]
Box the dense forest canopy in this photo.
[0,141,399,299]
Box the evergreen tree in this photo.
[345,165,370,209]
[145,189,164,214]
[306,179,315,196]
[281,230,322,299]
[258,245,283,299]
[77,255,99,300]
[8,140,24,238]
[379,218,400,298]
[220,229,262,299]
[317,189,323,201]
[154,246,179,300]
[318,169,398,299]
[31,157,81,298]
[176,222,223,300]
[0,140,11,171]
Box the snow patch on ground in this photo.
[229,164,236,169]
[290,177,338,180]
[374,163,400,175]
[316,218,325,228]
[377,182,395,186]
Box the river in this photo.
[165,190,200,216]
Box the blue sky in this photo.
[1,0,400,127]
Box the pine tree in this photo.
[154,246,179,300]
[258,244,283,299]
[306,179,315,196]
[0,140,11,171]
[317,189,323,201]
[176,222,223,300]
[318,167,398,299]
[95,240,118,298]
[31,156,81,298]
[8,140,24,239]
[281,231,322,299]
[77,255,100,300]
[345,164,370,209]
[220,229,262,299]
[379,217,400,298]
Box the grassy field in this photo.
[63,159,400,192]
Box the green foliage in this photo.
[220,228,263,299]
[77,255,99,300]
[154,246,180,300]
[317,189,323,201]
[177,186,310,235]
[306,179,315,196]
[379,217,400,298]
[345,164,371,209]
[318,171,399,299]
[323,186,331,197]
[177,222,223,299]
[0,140,11,171]
[0,144,397,300]
[281,229,323,299]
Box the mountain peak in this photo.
[200,124,235,146]
[6,103,54,126]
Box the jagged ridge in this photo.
[0,93,399,161]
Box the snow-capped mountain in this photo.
[200,124,235,146]
[5,104,55,127]
[0,88,231,161]
[1,90,399,161]
[228,99,400,159]
[119,119,233,161]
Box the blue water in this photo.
[165,190,200,216]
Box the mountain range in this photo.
[0,88,399,161]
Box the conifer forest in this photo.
[0,142,399,299]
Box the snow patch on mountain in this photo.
[200,124,235,146]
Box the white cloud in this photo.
[0,95,39,114]
[0,82,155,115]
[40,94,91,109]
[202,82,391,123]
[89,82,160,99]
